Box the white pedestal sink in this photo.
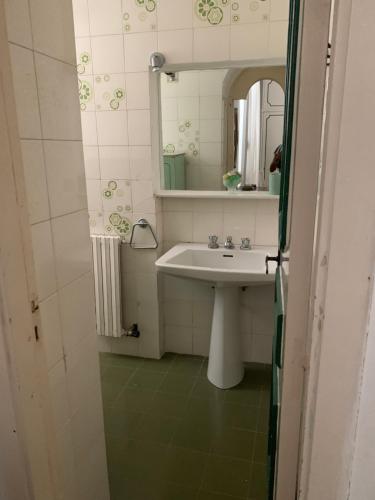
[155,243,276,389]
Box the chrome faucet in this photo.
[224,236,235,249]
[208,235,219,249]
[240,237,251,250]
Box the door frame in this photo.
[275,0,332,498]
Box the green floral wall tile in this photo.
[101,180,132,215]
[122,0,157,33]
[78,77,95,111]
[194,0,230,26]
[93,74,126,111]
[230,0,270,24]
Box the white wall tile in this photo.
[81,113,98,145]
[255,212,278,246]
[193,211,223,243]
[157,29,193,64]
[200,119,222,142]
[122,0,157,34]
[165,325,193,354]
[178,96,199,120]
[48,360,70,430]
[5,0,33,48]
[96,111,128,145]
[193,26,230,62]
[193,327,211,357]
[86,180,102,211]
[76,37,93,75]
[129,146,152,180]
[74,433,109,500]
[132,180,154,212]
[270,0,290,21]
[193,300,213,328]
[223,211,256,244]
[66,332,99,414]
[59,272,96,354]
[124,32,157,72]
[158,0,193,30]
[87,0,122,35]
[83,146,100,179]
[72,0,90,37]
[192,199,222,213]
[91,35,125,74]
[39,293,64,369]
[230,23,268,61]
[52,210,92,288]
[9,44,41,139]
[200,95,223,120]
[163,212,193,242]
[21,140,50,224]
[93,73,126,112]
[127,109,151,145]
[251,334,273,364]
[199,142,222,166]
[30,221,57,300]
[44,141,87,217]
[268,21,288,58]
[29,0,76,64]
[35,54,82,140]
[54,422,78,499]
[125,72,150,109]
[164,299,193,327]
[99,146,131,179]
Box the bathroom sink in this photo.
[156,243,277,390]
[155,243,277,285]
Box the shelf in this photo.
[155,190,279,200]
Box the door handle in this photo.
[265,253,289,274]
[265,255,279,274]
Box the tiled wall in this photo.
[73,0,287,361]
[4,0,109,499]
[73,0,288,236]
[161,197,278,363]
[161,69,228,190]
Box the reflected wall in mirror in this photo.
[159,66,285,191]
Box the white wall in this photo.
[4,0,109,498]
[161,197,278,362]
[349,279,375,499]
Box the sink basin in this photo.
[155,243,277,285]
[156,244,277,389]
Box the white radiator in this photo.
[91,235,123,337]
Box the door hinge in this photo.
[326,42,332,66]
[31,299,39,313]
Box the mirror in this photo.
[159,66,285,191]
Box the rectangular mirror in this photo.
[158,64,285,192]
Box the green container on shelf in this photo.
[269,170,281,195]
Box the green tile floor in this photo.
[100,352,271,500]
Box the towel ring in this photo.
[129,218,158,249]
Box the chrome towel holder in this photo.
[128,218,158,249]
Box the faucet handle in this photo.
[208,235,219,249]
[224,235,235,249]
[240,237,251,250]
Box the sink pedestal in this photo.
[207,286,244,389]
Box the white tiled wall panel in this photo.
[5,0,110,495]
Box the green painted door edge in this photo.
[279,0,301,252]
[274,267,285,369]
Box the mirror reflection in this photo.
[160,66,285,192]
